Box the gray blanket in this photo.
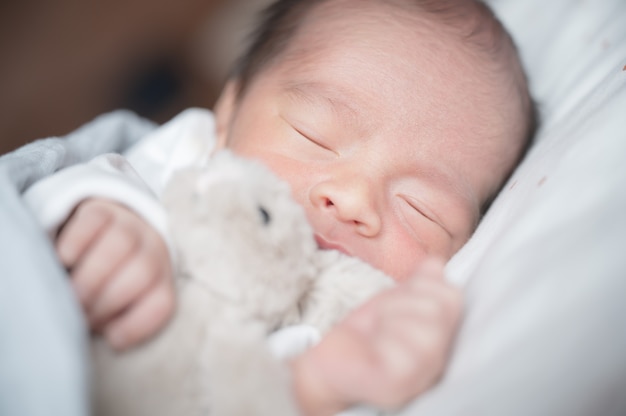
[0,111,156,416]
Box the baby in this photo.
[24,0,535,414]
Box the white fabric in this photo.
[267,325,321,360]
[0,110,156,416]
[402,0,626,415]
[124,107,216,194]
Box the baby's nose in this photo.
[310,177,381,237]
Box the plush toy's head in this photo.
[162,150,318,326]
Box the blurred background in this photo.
[0,0,273,155]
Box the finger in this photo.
[379,313,450,366]
[380,289,442,317]
[290,325,380,415]
[404,256,461,305]
[72,224,139,305]
[88,254,163,328]
[303,325,380,405]
[352,298,451,361]
[343,281,449,336]
[367,331,437,407]
[390,283,463,331]
[104,284,175,351]
[411,279,464,327]
[56,200,111,268]
[319,325,424,409]
[341,300,379,335]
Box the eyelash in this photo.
[293,126,334,152]
[403,197,438,226]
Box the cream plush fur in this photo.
[91,150,394,416]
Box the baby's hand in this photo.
[291,258,462,415]
[56,198,175,351]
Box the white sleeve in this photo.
[22,153,174,259]
[22,108,218,264]
[267,324,321,360]
[124,107,217,196]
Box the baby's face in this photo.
[215,1,521,281]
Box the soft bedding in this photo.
[0,112,156,416]
[403,0,626,414]
[1,0,625,415]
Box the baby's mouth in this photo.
[314,234,351,256]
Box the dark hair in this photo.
[231,0,319,96]
[232,0,538,205]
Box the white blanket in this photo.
[0,111,156,416]
[403,0,626,414]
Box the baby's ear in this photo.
[213,79,240,150]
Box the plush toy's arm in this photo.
[297,250,395,334]
[206,320,301,416]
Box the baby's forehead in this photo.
[300,0,435,38]
[278,0,526,124]
[299,0,459,35]
[283,1,489,76]
[277,2,500,91]
[291,0,506,62]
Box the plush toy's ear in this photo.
[162,168,210,228]
[162,170,191,211]
[166,167,208,203]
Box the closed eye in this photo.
[279,113,339,156]
[292,126,335,153]
[402,195,440,226]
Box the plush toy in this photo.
[91,150,395,416]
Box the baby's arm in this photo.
[23,154,177,350]
[290,258,462,415]
[58,198,174,350]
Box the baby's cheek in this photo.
[376,231,429,282]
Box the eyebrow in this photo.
[282,82,372,133]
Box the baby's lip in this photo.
[314,234,351,256]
